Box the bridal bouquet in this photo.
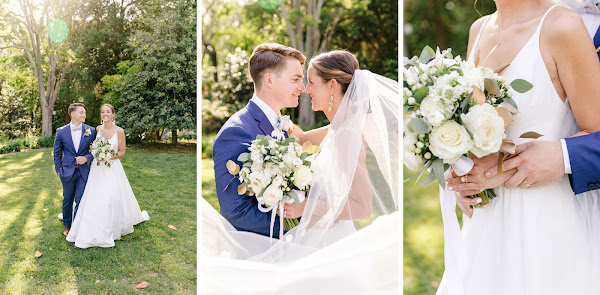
[227,135,320,232]
[403,46,535,207]
[91,137,117,167]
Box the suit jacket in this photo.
[53,124,96,182]
[565,131,600,194]
[212,101,282,237]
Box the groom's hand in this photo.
[75,156,87,165]
[280,199,307,219]
[484,141,564,189]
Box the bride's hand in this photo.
[279,199,306,219]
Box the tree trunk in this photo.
[41,101,54,137]
[171,129,178,145]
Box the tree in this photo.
[0,0,82,137]
[275,0,349,127]
[103,0,196,144]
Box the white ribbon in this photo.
[451,156,474,177]
[257,190,306,244]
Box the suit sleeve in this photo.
[565,131,600,194]
[53,128,63,175]
[212,126,280,236]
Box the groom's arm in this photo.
[53,128,63,175]
[564,132,600,194]
[213,126,280,236]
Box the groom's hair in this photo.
[249,43,305,90]
[68,103,86,116]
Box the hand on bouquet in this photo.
[279,198,307,219]
[446,153,516,218]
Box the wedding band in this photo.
[523,180,531,187]
[461,175,468,183]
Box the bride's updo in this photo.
[309,50,359,93]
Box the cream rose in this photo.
[293,165,313,189]
[461,104,505,158]
[404,149,425,171]
[262,184,283,207]
[429,120,472,164]
[264,162,279,177]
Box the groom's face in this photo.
[70,106,86,125]
[271,58,305,108]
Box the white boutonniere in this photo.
[83,128,91,137]
[280,115,292,133]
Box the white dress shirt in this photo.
[250,94,280,128]
[70,122,82,153]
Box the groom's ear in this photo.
[263,72,273,89]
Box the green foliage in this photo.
[37,136,55,148]
[202,48,254,134]
[201,133,217,159]
[0,137,39,154]
[0,83,35,139]
[103,0,197,142]
[404,0,496,59]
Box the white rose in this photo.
[249,172,270,194]
[293,165,313,189]
[429,121,472,164]
[99,152,107,160]
[293,158,303,168]
[461,104,505,158]
[420,96,448,127]
[404,149,425,171]
[251,159,264,172]
[264,162,279,177]
[262,184,283,207]
[282,153,296,168]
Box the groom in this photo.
[212,43,306,237]
[53,103,96,236]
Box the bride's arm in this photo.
[111,128,126,160]
[290,122,330,146]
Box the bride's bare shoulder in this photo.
[543,6,587,41]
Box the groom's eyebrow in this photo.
[292,74,303,79]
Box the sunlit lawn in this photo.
[403,167,464,295]
[0,145,196,294]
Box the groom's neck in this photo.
[255,90,282,114]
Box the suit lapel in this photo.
[247,101,274,136]
[63,124,76,153]
[77,124,87,154]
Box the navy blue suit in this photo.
[564,24,600,194]
[212,101,282,237]
[53,124,95,228]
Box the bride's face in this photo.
[306,65,331,112]
[100,106,115,123]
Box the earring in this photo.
[328,95,334,112]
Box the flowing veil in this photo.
[200,69,400,294]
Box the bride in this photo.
[66,104,150,248]
[201,50,399,294]
[436,1,600,294]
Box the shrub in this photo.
[38,136,55,148]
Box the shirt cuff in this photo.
[560,139,572,174]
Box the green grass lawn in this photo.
[403,167,463,295]
[0,145,196,294]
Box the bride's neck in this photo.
[103,121,115,129]
[494,0,550,28]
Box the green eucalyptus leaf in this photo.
[409,118,429,134]
[503,97,518,110]
[432,158,446,189]
[510,79,533,93]
[237,152,250,162]
[413,87,429,104]
[419,46,436,63]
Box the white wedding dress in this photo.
[437,5,600,295]
[66,130,149,248]
[201,70,400,294]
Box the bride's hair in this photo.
[309,50,359,93]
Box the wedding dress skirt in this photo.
[437,6,600,294]
[66,133,149,248]
[200,198,398,295]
